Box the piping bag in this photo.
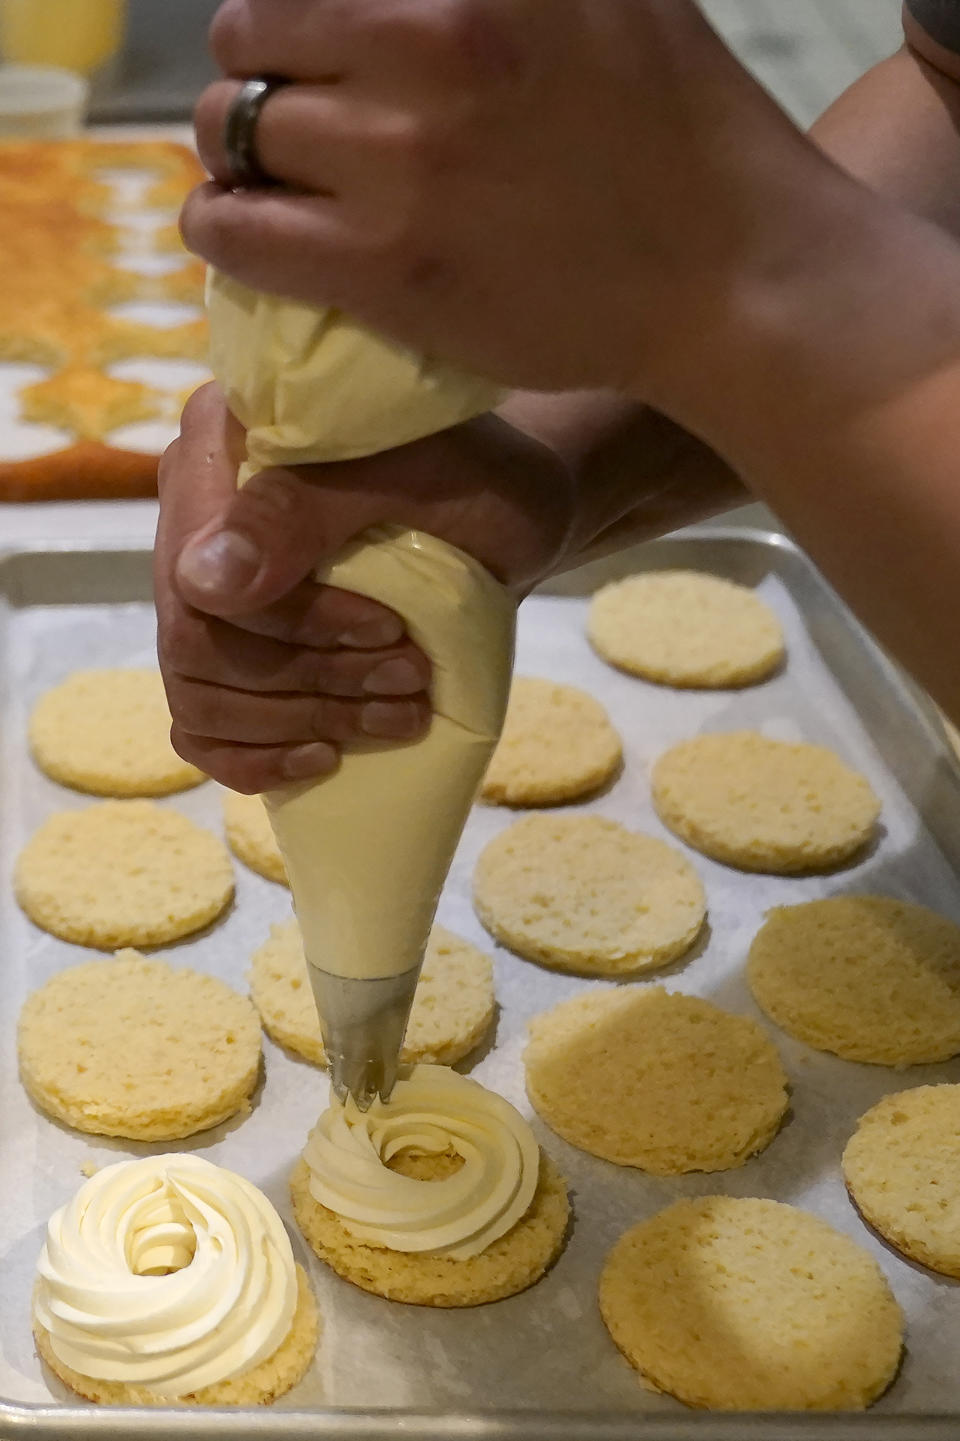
[206,272,516,1109]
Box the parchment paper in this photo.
[1,535,960,1420]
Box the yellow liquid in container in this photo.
[0,0,125,75]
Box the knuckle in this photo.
[169,722,203,768]
[193,84,230,163]
[180,188,239,269]
[448,0,530,83]
[310,698,351,742]
[156,437,179,496]
[384,109,431,162]
[300,653,340,694]
[237,470,304,525]
[208,0,247,70]
[177,186,206,253]
[179,380,218,432]
[219,761,266,795]
[159,610,201,671]
[171,682,214,733]
[404,250,456,295]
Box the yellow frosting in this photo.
[206,270,502,477]
[33,1155,298,1399]
[264,525,515,980]
[206,269,515,985]
[302,1065,540,1258]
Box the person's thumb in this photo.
[167,388,374,618]
[175,465,350,616]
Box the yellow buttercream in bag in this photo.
[205,269,515,986]
[206,270,502,477]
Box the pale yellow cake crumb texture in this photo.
[599,1197,903,1411]
[28,670,204,797]
[34,1264,317,1406]
[587,570,785,688]
[291,1150,568,1307]
[479,677,622,806]
[222,791,288,885]
[843,1085,960,1275]
[524,986,788,1173]
[473,814,706,976]
[14,800,234,947]
[18,951,261,1140]
[651,731,880,873]
[748,896,960,1065]
[250,920,495,1067]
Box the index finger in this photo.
[209,0,357,81]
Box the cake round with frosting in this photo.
[33,1155,319,1405]
[291,1065,569,1306]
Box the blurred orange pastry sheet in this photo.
[0,138,208,501]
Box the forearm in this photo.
[670,180,960,724]
[496,389,745,565]
[812,43,960,236]
[499,33,960,573]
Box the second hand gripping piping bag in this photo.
[206,272,516,1107]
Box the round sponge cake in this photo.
[599,1197,903,1411]
[473,814,706,976]
[291,1149,568,1307]
[479,677,622,806]
[29,669,205,797]
[587,571,784,688]
[34,1265,317,1406]
[651,730,879,873]
[222,791,287,885]
[250,920,495,1067]
[524,986,788,1173]
[15,800,234,948]
[18,951,261,1140]
[843,1085,960,1275]
[747,896,960,1065]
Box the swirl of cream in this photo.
[33,1155,298,1399]
[302,1064,539,1259]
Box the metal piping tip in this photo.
[329,1049,397,1112]
[307,965,420,1110]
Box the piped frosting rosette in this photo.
[302,1064,540,1258]
[33,1154,298,1399]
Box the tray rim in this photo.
[1,523,958,1440]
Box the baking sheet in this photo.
[2,528,960,1439]
[0,146,210,467]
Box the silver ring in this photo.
[223,76,289,188]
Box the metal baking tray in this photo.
[3,526,960,1441]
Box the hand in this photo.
[181,0,834,406]
[155,384,574,792]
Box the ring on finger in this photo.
[223,75,290,188]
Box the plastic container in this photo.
[0,64,89,137]
[0,0,126,78]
